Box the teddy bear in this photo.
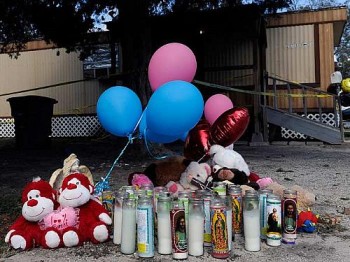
[57,172,112,247]
[165,161,213,196]
[128,156,192,187]
[265,182,316,211]
[208,144,261,189]
[49,153,94,192]
[5,177,62,250]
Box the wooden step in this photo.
[265,106,342,144]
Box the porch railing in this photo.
[263,74,344,141]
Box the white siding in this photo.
[0,48,102,117]
[266,25,316,85]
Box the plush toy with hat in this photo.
[57,173,112,247]
[165,161,213,196]
[209,144,261,189]
[49,153,94,192]
[5,177,62,250]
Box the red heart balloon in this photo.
[210,107,250,147]
[184,119,211,161]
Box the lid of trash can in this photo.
[7,95,58,104]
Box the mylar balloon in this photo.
[210,107,250,147]
[97,86,142,137]
[146,80,204,137]
[148,43,197,92]
[184,119,211,161]
[204,94,234,125]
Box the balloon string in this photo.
[94,136,135,196]
[94,111,145,196]
[143,128,169,160]
[197,153,207,163]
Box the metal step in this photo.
[265,106,342,144]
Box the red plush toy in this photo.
[297,209,318,233]
[58,173,112,247]
[5,177,62,250]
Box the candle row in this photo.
[102,184,298,259]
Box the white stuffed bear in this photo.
[209,144,250,176]
[166,161,212,195]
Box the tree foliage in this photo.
[0,0,291,104]
[334,0,350,78]
[0,0,118,58]
[0,0,291,59]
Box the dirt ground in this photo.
[0,136,350,262]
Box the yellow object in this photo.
[341,78,350,93]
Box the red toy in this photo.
[5,177,61,250]
[297,209,318,233]
[58,173,112,247]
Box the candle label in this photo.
[211,206,229,257]
[102,190,114,221]
[203,198,212,245]
[178,196,189,234]
[137,206,154,257]
[282,198,297,235]
[171,208,187,254]
[213,183,226,196]
[231,194,243,234]
[266,198,282,245]
[259,192,269,239]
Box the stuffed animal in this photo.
[209,144,250,175]
[128,156,192,187]
[165,162,212,195]
[5,177,62,250]
[265,182,316,211]
[209,144,260,189]
[49,153,94,191]
[129,172,154,190]
[297,209,318,233]
[58,173,112,247]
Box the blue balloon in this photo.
[139,109,179,143]
[146,80,204,137]
[145,129,179,143]
[181,131,189,142]
[97,86,142,137]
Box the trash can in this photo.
[7,95,57,149]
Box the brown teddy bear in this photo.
[128,156,191,187]
[265,182,316,211]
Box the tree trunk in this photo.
[117,1,153,107]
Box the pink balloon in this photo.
[148,43,197,92]
[204,94,234,125]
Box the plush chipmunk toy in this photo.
[57,173,112,247]
[5,177,62,250]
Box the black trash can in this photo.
[7,95,57,149]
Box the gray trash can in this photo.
[7,95,57,149]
